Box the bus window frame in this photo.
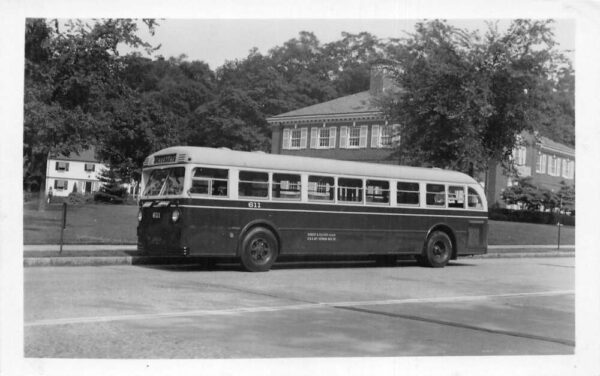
[238,169,271,200]
[307,174,336,203]
[189,165,230,198]
[272,172,302,201]
[365,179,390,206]
[336,176,365,205]
[396,180,421,207]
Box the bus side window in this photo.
[397,182,419,205]
[366,180,389,204]
[272,173,301,200]
[468,187,483,209]
[308,175,334,202]
[426,184,446,207]
[239,171,269,198]
[448,186,465,208]
[190,167,229,196]
[338,178,363,203]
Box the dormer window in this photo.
[55,162,69,172]
[84,163,95,172]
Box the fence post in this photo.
[557,221,562,250]
[59,202,67,254]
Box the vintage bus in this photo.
[137,146,488,272]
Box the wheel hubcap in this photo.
[432,241,447,259]
[250,238,271,263]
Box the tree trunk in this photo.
[37,153,49,211]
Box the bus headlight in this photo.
[137,209,143,222]
[171,208,181,223]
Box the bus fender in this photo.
[236,219,281,257]
[424,223,458,259]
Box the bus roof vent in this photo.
[143,157,152,166]
[176,153,188,163]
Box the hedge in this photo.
[488,208,575,226]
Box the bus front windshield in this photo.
[143,167,186,197]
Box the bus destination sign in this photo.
[154,154,177,164]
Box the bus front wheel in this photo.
[417,231,452,268]
[240,227,279,272]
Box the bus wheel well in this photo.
[426,225,457,259]
[238,222,281,256]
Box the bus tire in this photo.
[240,227,279,272]
[418,231,452,268]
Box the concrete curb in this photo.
[23,245,575,267]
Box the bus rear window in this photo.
[239,171,269,198]
[426,184,446,207]
[143,167,185,196]
[191,167,228,196]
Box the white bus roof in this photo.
[146,146,480,185]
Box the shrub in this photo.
[489,208,575,226]
[93,191,125,204]
[66,192,94,205]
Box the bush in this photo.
[66,192,94,205]
[93,191,125,204]
[489,208,575,226]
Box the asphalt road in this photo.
[24,257,574,358]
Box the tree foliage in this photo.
[378,20,574,193]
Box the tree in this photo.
[24,18,158,210]
[378,20,573,199]
[95,166,127,203]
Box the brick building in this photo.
[267,63,400,163]
[267,64,575,207]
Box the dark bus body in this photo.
[137,147,488,271]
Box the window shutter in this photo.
[310,128,318,149]
[65,162,70,171]
[282,128,291,149]
[340,126,348,149]
[359,125,368,148]
[55,162,59,170]
[300,128,308,149]
[371,125,380,148]
[329,127,337,149]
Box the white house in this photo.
[45,148,107,197]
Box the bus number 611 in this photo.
[248,202,262,209]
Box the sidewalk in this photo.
[22,244,575,267]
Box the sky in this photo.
[127,18,575,69]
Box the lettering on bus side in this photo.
[307,232,337,241]
[248,202,262,209]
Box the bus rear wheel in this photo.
[417,231,452,268]
[240,227,279,272]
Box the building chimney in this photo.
[369,61,399,97]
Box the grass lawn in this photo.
[23,202,575,246]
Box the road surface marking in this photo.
[25,290,574,327]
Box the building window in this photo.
[548,156,560,176]
[54,180,68,190]
[340,125,367,149]
[310,127,336,149]
[282,127,307,150]
[370,125,394,148]
[536,153,547,174]
[190,167,229,196]
[512,146,526,165]
[84,163,95,172]
[562,159,575,179]
[348,127,360,147]
[55,161,69,172]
